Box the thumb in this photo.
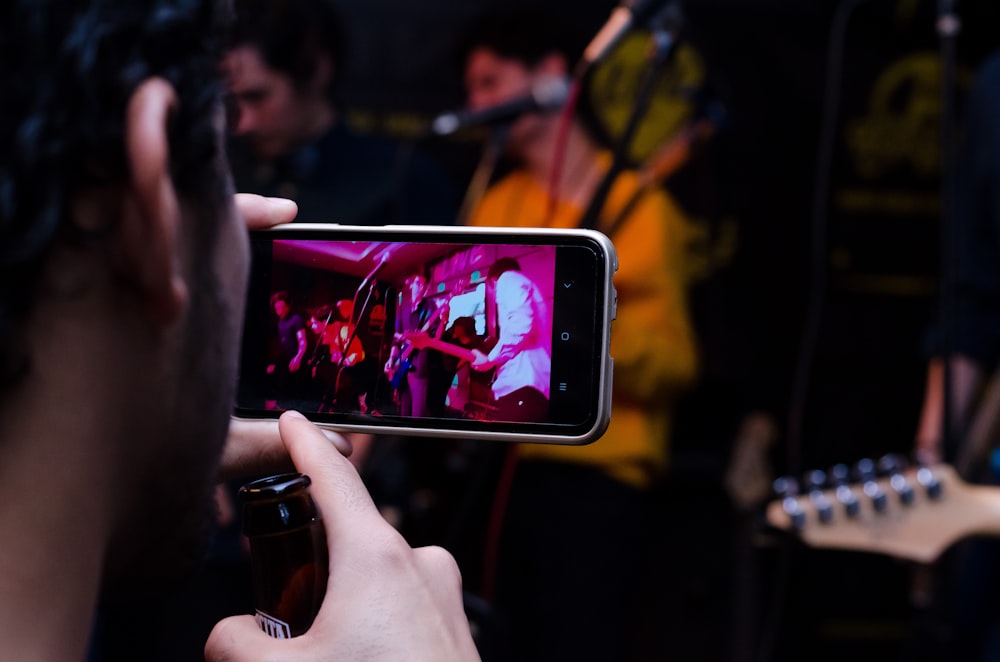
[205,614,280,662]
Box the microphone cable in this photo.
[456,126,509,226]
[545,79,583,224]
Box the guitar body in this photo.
[390,356,413,389]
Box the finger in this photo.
[205,614,281,662]
[278,411,391,542]
[220,418,353,482]
[235,193,298,229]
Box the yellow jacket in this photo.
[468,164,698,489]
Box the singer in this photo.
[459,9,698,662]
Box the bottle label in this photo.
[255,610,292,639]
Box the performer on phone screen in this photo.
[385,272,443,417]
[268,290,309,409]
[469,257,551,423]
[309,299,366,412]
[427,315,488,417]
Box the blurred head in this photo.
[1,0,248,598]
[223,0,346,158]
[271,291,292,318]
[308,305,332,333]
[405,273,428,304]
[450,316,477,345]
[459,10,581,151]
[487,257,522,282]
[336,299,353,321]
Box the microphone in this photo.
[430,76,569,137]
[357,249,393,292]
[577,0,680,76]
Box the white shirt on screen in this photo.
[487,270,552,399]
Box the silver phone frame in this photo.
[234,223,617,445]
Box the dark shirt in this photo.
[229,122,459,226]
[277,313,305,361]
[397,299,437,379]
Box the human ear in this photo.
[120,77,188,327]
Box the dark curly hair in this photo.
[455,9,588,73]
[0,0,232,387]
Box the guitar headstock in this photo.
[765,459,1000,563]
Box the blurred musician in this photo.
[385,272,444,417]
[309,299,365,412]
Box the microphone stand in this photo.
[335,277,382,410]
[347,273,381,364]
[577,7,681,231]
[347,255,390,369]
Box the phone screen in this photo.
[235,225,615,443]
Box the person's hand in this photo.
[219,418,352,482]
[723,411,777,511]
[206,411,481,662]
[914,437,942,467]
[470,348,491,371]
[217,193,320,482]
[235,193,298,229]
[407,330,431,349]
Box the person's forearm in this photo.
[294,331,308,363]
[915,354,984,460]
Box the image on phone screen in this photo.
[236,227,613,443]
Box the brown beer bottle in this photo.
[239,472,329,638]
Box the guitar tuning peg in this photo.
[871,453,913,505]
[802,470,834,524]
[829,463,860,518]
[854,458,888,513]
[830,463,850,486]
[875,453,915,506]
[877,453,908,476]
[773,476,800,498]
[855,457,876,482]
[803,469,827,491]
[890,472,916,506]
[916,466,944,501]
[773,476,805,529]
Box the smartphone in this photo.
[235,224,617,444]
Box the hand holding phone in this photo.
[206,412,480,660]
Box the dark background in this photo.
[330,0,1000,462]
[294,1,1000,659]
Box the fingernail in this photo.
[283,410,306,420]
[268,197,297,215]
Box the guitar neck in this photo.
[415,337,477,364]
[766,463,1000,563]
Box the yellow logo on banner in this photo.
[587,31,706,164]
[846,52,948,180]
